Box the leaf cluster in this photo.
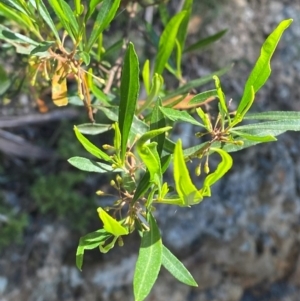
[0,1,298,300]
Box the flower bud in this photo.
[195,163,201,176]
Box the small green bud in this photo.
[234,140,244,146]
[96,190,104,195]
[195,163,201,176]
[204,162,210,174]
[116,175,122,184]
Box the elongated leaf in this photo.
[230,130,276,142]
[138,73,164,114]
[76,123,111,135]
[97,208,129,236]
[235,19,292,121]
[29,0,60,42]
[142,59,151,95]
[213,75,227,114]
[76,229,111,270]
[234,119,300,132]
[174,140,203,205]
[159,107,204,127]
[102,38,124,60]
[87,0,121,51]
[177,0,193,52]
[4,0,32,16]
[154,11,186,75]
[184,29,228,53]
[244,111,300,120]
[30,41,54,55]
[132,171,151,203]
[60,0,79,39]
[0,26,38,45]
[119,42,140,162]
[200,148,233,197]
[150,98,166,156]
[162,64,232,102]
[134,212,162,301]
[74,126,112,162]
[137,127,171,185]
[68,156,121,173]
[0,3,35,33]
[188,89,217,105]
[162,245,198,287]
[86,0,104,20]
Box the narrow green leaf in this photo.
[233,119,300,132]
[162,64,232,102]
[142,59,151,95]
[162,245,198,287]
[200,148,233,197]
[182,141,209,159]
[174,39,182,79]
[154,11,186,75]
[68,156,121,173]
[76,229,111,270]
[158,2,170,26]
[159,107,204,127]
[78,51,90,65]
[97,207,129,236]
[230,130,276,142]
[177,0,193,52]
[161,154,171,174]
[4,0,32,16]
[138,73,164,114]
[102,39,124,60]
[134,212,162,301]
[87,0,121,51]
[119,42,140,162]
[213,75,227,114]
[59,0,79,39]
[150,98,166,156]
[76,123,111,135]
[85,0,104,21]
[29,0,60,42]
[184,29,228,53]
[244,111,300,120]
[47,0,67,21]
[174,140,203,205]
[0,26,38,45]
[236,19,292,120]
[0,3,35,33]
[132,171,151,203]
[188,89,217,105]
[137,127,171,185]
[30,41,54,55]
[74,126,112,162]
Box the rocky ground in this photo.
[1,0,300,300]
